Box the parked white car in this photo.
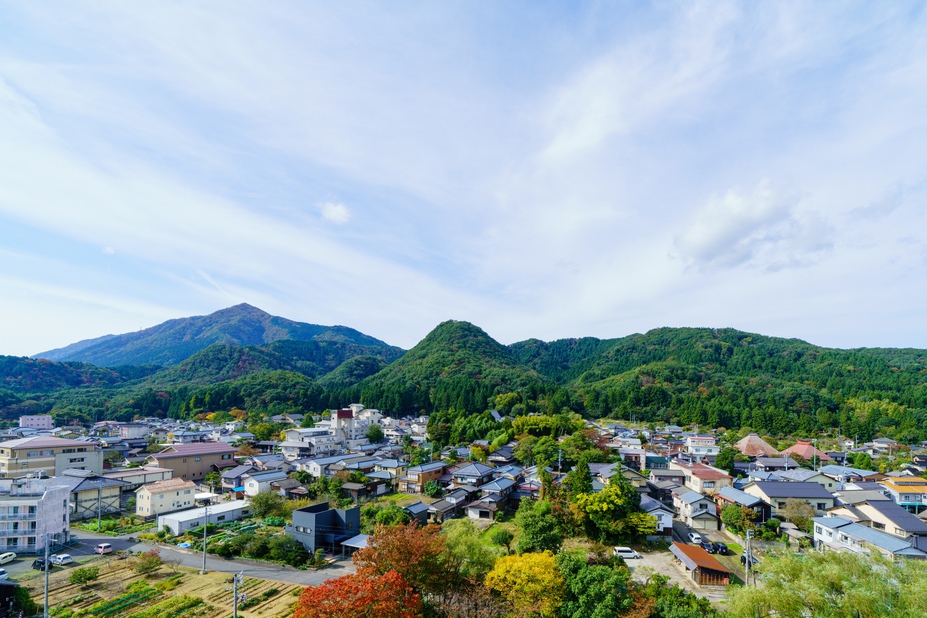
[614,547,642,559]
[687,532,703,544]
[50,554,73,565]
[0,568,7,580]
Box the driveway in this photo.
[5,530,356,587]
[627,550,728,605]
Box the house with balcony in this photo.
[670,462,732,496]
[399,462,447,493]
[878,478,927,514]
[452,463,495,487]
[145,442,237,482]
[674,489,720,530]
[743,481,835,517]
[685,435,719,461]
[812,516,927,560]
[0,436,103,479]
[220,465,257,493]
[136,478,197,517]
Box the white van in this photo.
[614,546,642,559]
[51,554,73,565]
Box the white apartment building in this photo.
[685,435,720,458]
[18,416,55,431]
[0,477,70,554]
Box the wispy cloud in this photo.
[319,201,351,225]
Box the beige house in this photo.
[145,443,237,482]
[136,478,197,517]
[0,436,103,479]
[669,462,732,496]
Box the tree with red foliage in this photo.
[352,522,449,595]
[293,571,422,618]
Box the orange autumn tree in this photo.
[353,522,449,595]
[293,571,422,618]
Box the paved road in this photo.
[5,530,356,587]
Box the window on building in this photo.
[817,503,826,510]
[815,526,822,534]
[222,454,231,460]
[195,457,201,462]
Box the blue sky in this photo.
[1,2,926,356]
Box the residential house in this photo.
[878,478,927,514]
[819,465,881,487]
[136,478,197,517]
[479,478,515,501]
[405,501,430,525]
[685,435,719,460]
[488,446,517,466]
[466,495,503,521]
[812,517,927,560]
[56,469,129,520]
[714,486,771,523]
[220,465,257,493]
[118,424,150,440]
[0,477,71,555]
[776,468,837,491]
[399,462,447,493]
[428,487,474,522]
[453,463,495,487]
[645,455,669,470]
[0,436,103,479]
[340,479,389,501]
[674,489,720,530]
[640,494,674,537]
[242,470,290,497]
[750,457,801,473]
[145,442,237,482]
[743,481,835,517]
[287,501,360,554]
[827,499,927,540]
[670,462,732,496]
[649,469,685,485]
[158,500,251,535]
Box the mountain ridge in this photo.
[34,303,401,367]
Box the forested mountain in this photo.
[34,303,401,367]
[342,320,549,414]
[5,314,927,443]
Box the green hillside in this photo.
[346,320,549,414]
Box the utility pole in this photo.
[745,529,753,587]
[200,505,209,574]
[97,485,103,533]
[43,532,49,618]
[228,571,245,618]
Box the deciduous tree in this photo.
[353,522,448,595]
[485,551,564,618]
[293,571,422,618]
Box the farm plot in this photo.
[25,556,303,618]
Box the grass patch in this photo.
[726,543,743,555]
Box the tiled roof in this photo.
[138,478,196,494]
[0,436,96,449]
[717,486,765,507]
[151,442,237,459]
[752,481,834,499]
[735,433,779,457]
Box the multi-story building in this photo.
[878,478,927,514]
[57,469,129,520]
[145,443,237,482]
[0,477,70,555]
[670,462,732,495]
[136,478,197,517]
[0,437,103,479]
[399,462,447,493]
[287,502,360,553]
[685,435,719,459]
[18,416,54,431]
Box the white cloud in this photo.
[674,180,832,271]
[319,201,351,225]
[102,246,115,255]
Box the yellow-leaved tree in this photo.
[484,550,564,618]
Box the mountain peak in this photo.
[33,305,397,367]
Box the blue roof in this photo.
[678,490,710,504]
[819,464,878,478]
[717,486,765,507]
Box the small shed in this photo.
[670,542,732,588]
[341,534,369,557]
